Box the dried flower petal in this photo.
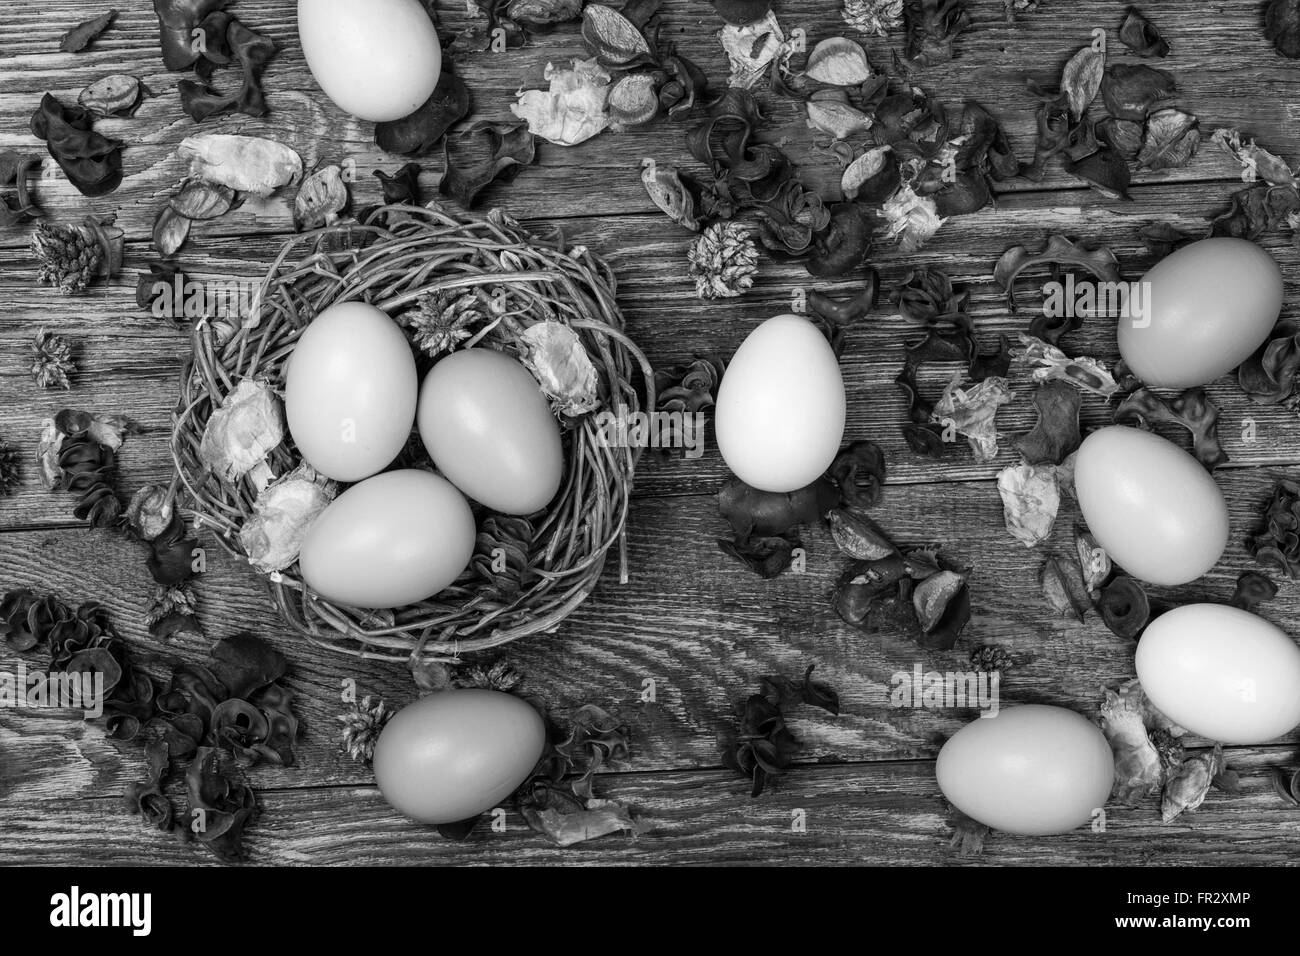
[641,158,698,231]
[719,11,786,89]
[239,464,337,572]
[30,94,123,197]
[1265,0,1300,58]
[828,508,896,560]
[1248,478,1300,579]
[375,71,471,156]
[78,75,149,118]
[1230,570,1277,612]
[511,58,611,146]
[294,165,348,230]
[1100,679,1166,805]
[439,121,536,208]
[518,322,600,416]
[178,133,302,196]
[199,379,285,484]
[882,184,945,253]
[582,4,654,67]
[1101,63,1176,121]
[904,0,970,67]
[994,234,1121,311]
[1013,334,1117,397]
[806,95,874,140]
[1061,44,1105,120]
[608,74,661,131]
[1040,554,1089,621]
[933,375,1012,462]
[1017,381,1081,465]
[171,179,236,220]
[1114,387,1227,470]
[1099,575,1150,640]
[997,462,1060,547]
[1119,6,1169,57]
[1162,745,1226,823]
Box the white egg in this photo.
[714,314,845,493]
[285,301,418,482]
[1136,604,1300,744]
[298,0,442,123]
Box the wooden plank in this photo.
[0,0,1287,241]
[4,186,1300,526]
[1,748,1296,866]
[2,468,1298,802]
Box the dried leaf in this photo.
[178,133,302,196]
[1138,108,1199,171]
[582,4,653,68]
[1061,44,1104,120]
[641,158,698,231]
[60,9,116,53]
[375,71,471,156]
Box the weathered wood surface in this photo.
[2,0,1300,865]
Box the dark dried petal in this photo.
[1248,479,1300,579]
[1119,6,1169,57]
[658,52,708,118]
[1239,318,1300,404]
[1097,117,1145,162]
[912,568,971,649]
[1138,221,1197,259]
[153,206,191,257]
[375,71,472,156]
[994,234,1121,312]
[29,94,123,197]
[904,0,970,67]
[807,203,872,278]
[582,4,655,69]
[60,9,116,53]
[147,512,197,586]
[718,534,798,578]
[808,278,878,327]
[1114,387,1227,470]
[154,0,229,71]
[184,746,257,862]
[1230,570,1278,612]
[828,508,896,560]
[828,441,886,509]
[374,162,421,205]
[1099,575,1150,640]
[1101,63,1176,121]
[719,476,839,539]
[1065,147,1132,201]
[1265,0,1300,58]
[1018,381,1081,465]
[170,179,235,220]
[438,120,536,208]
[207,633,288,699]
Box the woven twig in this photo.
[170,204,654,663]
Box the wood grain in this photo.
[3,0,1300,866]
[1,748,1297,866]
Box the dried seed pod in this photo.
[805,36,873,86]
[152,206,191,257]
[841,145,899,202]
[806,94,873,140]
[170,179,235,220]
[78,74,149,117]
[608,74,660,131]
[293,164,348,231]
[640,158,698,231]
[828,508,896,560]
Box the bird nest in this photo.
[171,203,654,664]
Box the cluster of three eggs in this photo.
[287,302,562,609]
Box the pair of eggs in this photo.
[284,302,562,609]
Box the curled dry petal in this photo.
[1040,554,1089,621]
[719,476,839,540]
[375,71,471,156]
[806,96,873,140]
[199,379,285,484]
[178,133,302,196]
[641,158,698,231]
[510,58,611,146]
[1114,387,1227,470]
[153,0,228,71]
[882,185,945,253]
[1162,745,1226,824]
[1138,108,1199,171]
[1099,575,1150,640]
[993,234,1121,311]
[996,462,1060,547]
[1247,478,1300,579]
[828,441,886,509]
[518,322,600,416]
[124,484,174,541]
[912,568,971,650]
[1101,63,1176,121]
[1061,44,1105,120]
[1231,570,1278,612]
[933,375,1012,462]
[239,464,337,572]
[1119,6,1169,57]
[1239,317,1300,404]
[582,4,653,68]
[842,145,899,202]
[828,508,896,560]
